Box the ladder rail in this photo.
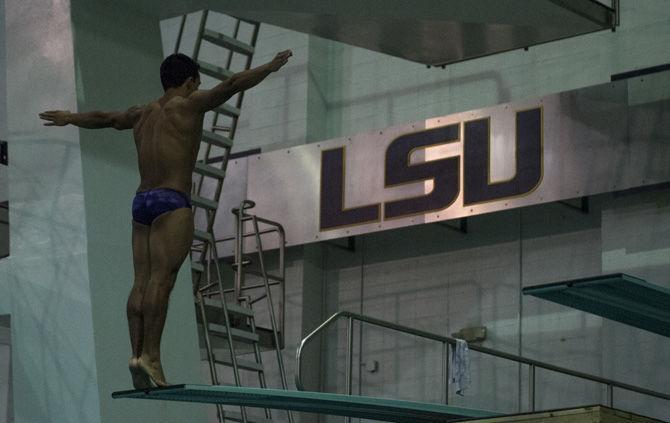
[251,215,289,390]
[196,290,229,421]
[174,14,188,54]
[197,235,248,423]
[244,297,272,420]
[233,201,293,423]
[232,213,287,340]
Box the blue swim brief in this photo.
[132,188,191,226]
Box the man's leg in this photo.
[139,207,194,386]
[127,220,152,389]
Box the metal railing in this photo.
[296,311,670,412]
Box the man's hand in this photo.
[39,110,71,126]
[268,50,292,72]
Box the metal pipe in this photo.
[295,311,670,404]
[197,291,219,385]
[210,236,247,423]
[346,317,354,396]
[442,342,449,404]
[529,365,536,412]
[234,202,245,299]
[251,215,293,423]
[608,384,614,407]
[346,317,354,423]
[247,304,271,419]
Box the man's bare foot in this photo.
[129,357,152,390]
[138,355,169,387]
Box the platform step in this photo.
[209,323,259,343]
[194,162,226,179]
[202,130,233,149]
[192,195,218,211]
[202,29,255,56]
[197,60,234,81]
[214,103,241,118]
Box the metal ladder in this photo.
[197,200,293,423]
[173,10,292,423]
[174,9,260,292]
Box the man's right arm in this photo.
[189,50,292,114]
[39,106,144,130]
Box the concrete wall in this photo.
[315,189,669,422]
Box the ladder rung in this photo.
[202,29,255,56]
[202,130,233,149]
[214,103,241,118]
[194,162,226,179]
[209,324,259,343]
[198,60,234,81]
[193,229,214,243]
[192,195,218,210]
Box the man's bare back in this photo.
[39,50,292,389]
[133,97,204,195]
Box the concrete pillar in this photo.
[71,1,206,421]
[1,0,101,421]
[1,1,207,421]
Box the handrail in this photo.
[296,311,670,411]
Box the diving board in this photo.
[523,273,670,337]
[112,384,499,422]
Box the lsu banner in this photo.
[214,76,670,251]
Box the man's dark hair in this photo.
[160,53,200,91]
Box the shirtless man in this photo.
[39,49,292,389]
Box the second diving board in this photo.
[112,384,499,422]
[523,273,670,337]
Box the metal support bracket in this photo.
[437,218,468,234]
[326,236,356,252]
[558,196,590,214]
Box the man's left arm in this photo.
[39,105,144,130]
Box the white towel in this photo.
[449,339,471,396]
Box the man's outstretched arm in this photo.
[190,50,292,113]
[39,105,144,130]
